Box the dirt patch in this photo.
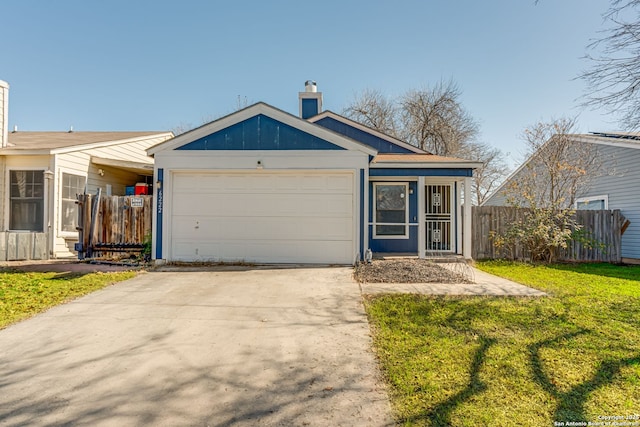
[354,259,473,284]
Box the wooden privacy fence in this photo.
[472,206,626,262]
[76,191,153,259]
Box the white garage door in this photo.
[169,171,355,264]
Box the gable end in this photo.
[176,114,345,151]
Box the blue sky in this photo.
[0,0,619,166]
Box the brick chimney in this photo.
[0,80,8,148]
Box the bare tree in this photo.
[343,81,509,205]
[399,80,479,156]
[343,80,479,156]
[493,118,603,263]
[342,89,398,136]
[506,117,600,209]
[581,0,640,128]
[458,141,510,205]
[170,121,195,136]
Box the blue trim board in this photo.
[314,116,414,154]
[155,168,163,260]
[360,169,365,260]
[370,168,473,177]
[176,115,344,150]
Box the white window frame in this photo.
[575,194,609,210]
[373,182,409,239]
[59,171,87,238]
[8,168,46,232]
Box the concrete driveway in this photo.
[0,267,393,426]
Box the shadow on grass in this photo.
[49,272,91,280]
[529,329,640,422]
[546,263,640,283]
[404,336,496,426]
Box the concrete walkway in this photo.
[0,267,394,427]
[361,266,547,296]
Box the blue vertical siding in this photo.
[301,98,320,119]
[176,115,344,150]
[314,116,415,154]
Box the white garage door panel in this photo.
[173,173,353,194]
[171,193,352,217]
[169,172,355,264]
[172,216,352,241]
[171,240,352,264]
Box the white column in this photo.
[456,180,463,255]
[44,166,55,259]
[362,168,369,261]
[463,176,472,259]
[418,176,425,258]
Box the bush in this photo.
[491,207,580,263]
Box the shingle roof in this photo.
[589,131,640,141]
[5,131,169,150]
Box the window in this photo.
[576,195,608,211]
[61,173,86,233]
[10,170,44,231]
[374,183,408,238]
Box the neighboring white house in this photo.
[0,80,173,260]
[148,82,481,265]
[483,132,640,263]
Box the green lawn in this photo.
[364,261,640,426]
[0,270,137,329]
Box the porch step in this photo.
[424,255,467,263]
[372,253,418,260]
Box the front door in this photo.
[425,184,453,252]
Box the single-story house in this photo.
[0,79,173,260]
[482,132,640,263]
[148,82,481,264]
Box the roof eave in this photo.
[0,149,53,155]
[52,132,173,155]
[370,161,482,169]
[91,156,154,175]
[573,134,640,150]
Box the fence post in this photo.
[87,188,102,258]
